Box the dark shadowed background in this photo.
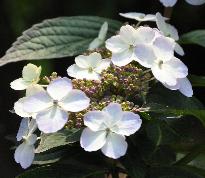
[0,0,204,177]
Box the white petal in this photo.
[80,128,106,151]
[151,63,177,86]
[143,14,157,21]
[14,97,32,118]
[94,59,111,73]
[10,78,31,90]
[153,36,175,62]
[75,52,102,69]
[47,77,73,101]
[134,44,156,68]
[89,38,103,50]
[163,57,188,78]
[23,91,53,113]
[156,12,168,35]
[106,35,129,53]
[84,111,109,131]
[16,118,29,141]
[36,106,68,133]
[166,24,179,40]
[178,78,193,97]
[119,25,137,45]
[22,63,41,82]
[98,22,108,40]
[26,84,45,97]
[112,112,142,136]
[59,89,90,112]
[111,49,134,67]
[103,103,123,126]
[14,143,35,169]
[175,43,185,56]
[159,0,177,7]
[101,132,128,159]
[26,134,37,145]
[119,12,145,21]
[135,26,156,44]
[185,0,205,5]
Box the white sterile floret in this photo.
[159,0,205,7]
[163,77,193,97]
[67,52,110,80]
[135,35,188,87]
[10,63,41,90]
[80,103,142,159]
[23,77,90,133]
[14,118,37,169]
[106,25,155,66]
[156,13,185,56]
[119,12,156,22]
[89,22,108,50]
[159,0,177,7]
[185,0,205,5]
[14,84,45,118]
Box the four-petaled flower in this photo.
[23,77,90,133]
[135,35,187,85]
[14,118,37,169]
[10,63,41,90]
[67,52,110,80]
[80,103,142,159]
[106,25,155,66]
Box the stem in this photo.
[163,7,173,20]
[135,21,141,28]
[174,144,205,165]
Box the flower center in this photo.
[88,67,93,73]
[53,100,58,105]
[106,128,111,137]
[158,60,164,69]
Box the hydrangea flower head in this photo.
[10,63,41,90]
[67,52,110,80]
[23,77,90,133]
[80,103,142,159]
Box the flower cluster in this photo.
[10,11,193,169]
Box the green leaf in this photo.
[36,128,82,153]
[189,75,205,87]
[144,85,205,127]
[146,121,179,147]
[0,16,122,66]
[149,166,205,178]
[121,143,146,178]
[16,164,106,178]
[179,30,205,47]
[33,150,65,165]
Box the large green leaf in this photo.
[36,128,82,153]
[189,75,205,87]
[144,85,205,127]
[16,165,106,178]
[179,30,205,47]
[0,16,122,66]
